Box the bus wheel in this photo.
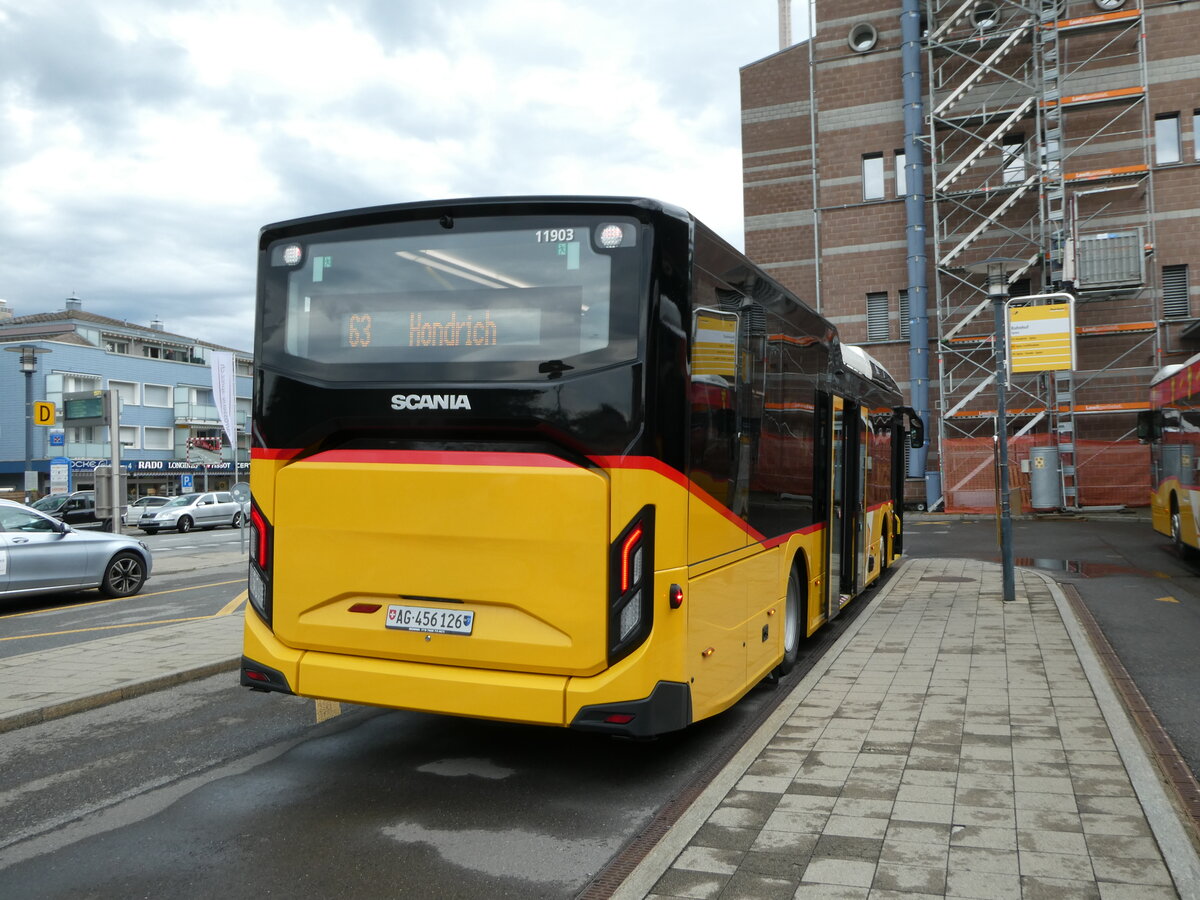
[1171,497,1191,558]
[772,565,803,679]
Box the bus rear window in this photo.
[267,217,642,377]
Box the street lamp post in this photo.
[5,344,51,504]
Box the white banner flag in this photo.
[210,351,239,448]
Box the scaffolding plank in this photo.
[1061,164,1148,183]
[1049,8,1141,33]
[1041,86,1144,109]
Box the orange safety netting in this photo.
[940,436,1149,513]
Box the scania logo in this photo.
[390,393,472,411]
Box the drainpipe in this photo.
[900,0,932,503]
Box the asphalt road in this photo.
[0,527,247,658]
[905,513,1200,778]
[0,668,792,898]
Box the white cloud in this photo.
[0,0,789,351]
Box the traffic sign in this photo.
[34,401,56,426]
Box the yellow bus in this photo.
[240,196,922,736]
[1143,352,1200,554]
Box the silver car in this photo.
[0,499,152,600]
[139,491,244,534]
[123,495,169,527]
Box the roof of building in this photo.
[0,308,247,355]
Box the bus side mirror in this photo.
[1136,410,1160,443]
[896,406,925,449]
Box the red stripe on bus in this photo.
[591,455,773,543]
[762,522,824,549]
[251,448,303,460]
[255,447,849,549]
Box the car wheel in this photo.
[100,551,147,598]
[231,511,242,528]
[177,516,194,534]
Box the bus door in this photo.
[826,396,866,620]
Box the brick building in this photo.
[741,0,1199,511]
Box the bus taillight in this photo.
[248,501,274,625]
[609,506,655,663]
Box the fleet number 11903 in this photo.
[534,229,575,243]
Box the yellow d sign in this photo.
[34,401,56,426]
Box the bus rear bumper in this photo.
[242,605,692,734]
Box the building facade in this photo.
[742,0,1199,511]
[0,298,253,500]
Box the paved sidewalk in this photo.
[617,558,1200,899]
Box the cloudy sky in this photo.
[0,1,808,353]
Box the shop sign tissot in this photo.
[70,458,250,473]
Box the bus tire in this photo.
[880,516,892,572]
[772,563,804,679]
[1171,495,1191,559]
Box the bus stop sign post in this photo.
[969,259,1023,604]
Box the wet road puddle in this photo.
[1012,557,1172,579]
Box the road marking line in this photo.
[0,579,246,621]
[217,592,248,617]
[1,616,212,641]
[1157,596,1180,603]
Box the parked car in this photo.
[0,498,152,599]
[122,495,170,527]
[30,490,110,530]
[139,491,243,534]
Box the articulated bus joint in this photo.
[240,656,295,694]
[570,680,691,737]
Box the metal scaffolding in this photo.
[923,0,1158,511]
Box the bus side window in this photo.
[1137,409,1161,443]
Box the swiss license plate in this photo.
[385,604,474,635]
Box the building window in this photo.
[144,427,173,451]
[67,426,97,443]
[899,289,910,339]
[119,425,140,451]
[62,373,101,393]
[1155,114,1181,165]
[1039,137,1061,176]
[109,380,139,406]
[105,339,130,355]
[894,150,907,196]
[143,384,171,408]
[866,292,889,341]
[1002,135,1026,184]
[863,154,885,201]
[1163,265,1190,319]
